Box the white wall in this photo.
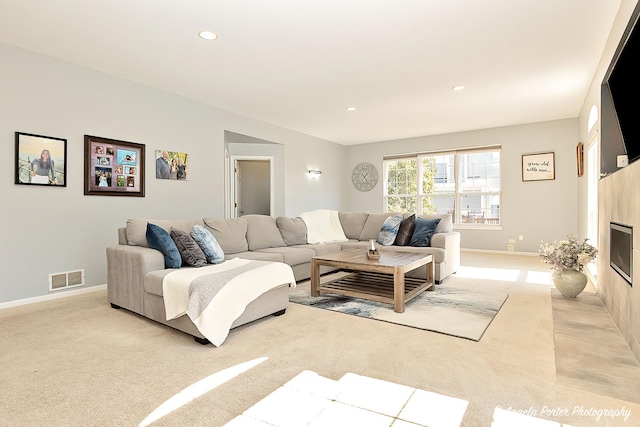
[345,119,580,253]
[0,42,346,304]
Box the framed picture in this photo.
[15,132,67,186]
[576,142,584,177]
[522,152,555,181]
[84,135,145,196]
[155,149,189,180]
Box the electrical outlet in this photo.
[507,243,515,251]
[519,235,524,241]
[508,239,516,244]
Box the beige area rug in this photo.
[290,275,508,341]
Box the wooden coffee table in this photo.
[310,249,434,313]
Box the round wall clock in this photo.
[352,162,379,192]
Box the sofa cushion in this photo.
[338,212,369,240]
[257,246,317,266]
[276,216,307,246]
[191,225,225,264]
[146,223,182,268]
[170,228,207,267]
[377,214,403,246]
[410,217,441,247]
[359,212,402,241]
[297,243,343,256]
[126,218,203,247]
[417,213,452,233]
[224,251,284,262]
[243,214,286,250]
[394,214,416,246]
[203,217,249,254]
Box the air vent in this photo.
[49,269,85,292]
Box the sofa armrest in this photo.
[430,232,460,278]
[106,245,165,315]
[430,231,460,250]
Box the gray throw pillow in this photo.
[191,225,225,264]
[394,214,415,246]
[377,214,403,246]
[170,228,207,267]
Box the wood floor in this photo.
[551,289,640,404]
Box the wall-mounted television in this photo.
[601,3,640,175]
[610,222,633,286]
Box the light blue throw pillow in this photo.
[410,217,441,247]
[146,223,182,268]
[377,214,403,246]
[191,225,225,264]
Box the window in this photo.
[384,146,501,225]
[385,158,417,213]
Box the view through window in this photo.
[384,147,501,225]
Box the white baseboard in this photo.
[461,248,538,256]
[0,284,107,310]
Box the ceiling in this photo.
[0,0,623,145]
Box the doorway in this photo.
[230,156,274,217]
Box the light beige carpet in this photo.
[1,252,639,426]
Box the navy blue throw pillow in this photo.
[146,223,182,268]
[410,217,441,247]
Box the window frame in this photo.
[383,146,502,229]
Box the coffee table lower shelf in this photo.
[317,270,433,307]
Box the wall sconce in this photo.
[307,169,322,178]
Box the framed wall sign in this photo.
[522,152,555,181]
[84,135,145,196]
[15,132,67,186]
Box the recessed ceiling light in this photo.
[452,85,466,91]
[198,31,218,40]
[346,107,356,111]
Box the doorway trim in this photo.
[228,155,275,218]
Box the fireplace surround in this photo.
[599,162,640,363]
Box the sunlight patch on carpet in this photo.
[290,282,508,341]
[456,265,521,282]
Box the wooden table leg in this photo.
[311,258,320,297]
[394,267,405,313]
[427,260,434,291]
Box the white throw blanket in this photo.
[299,209,348,244]
[162,258,296,346]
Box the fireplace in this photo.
[610,222,633,286]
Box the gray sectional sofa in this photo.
[106,211,460,343]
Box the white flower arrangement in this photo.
[538,234,598,272]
